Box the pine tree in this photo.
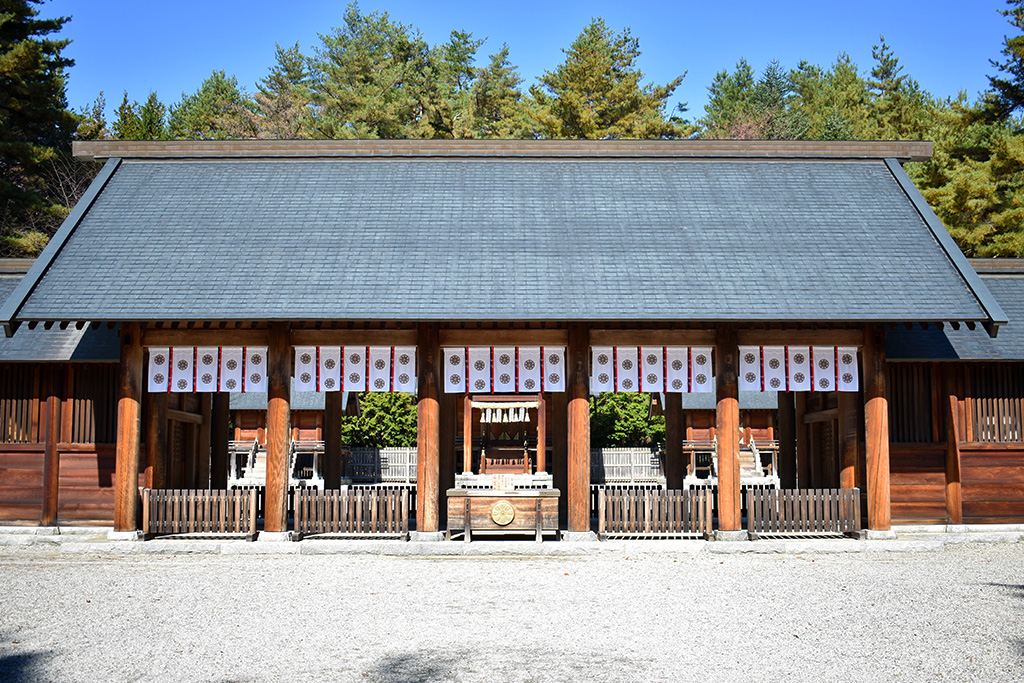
[470,44,535,138]
[0,0,79,255]
[533,18,692,139]
[251,43,313,139]
[169,70,256,140]
[428,30,484,138]
[982,0,1024,123]
[309,3,432,139]
[699,58,756,137]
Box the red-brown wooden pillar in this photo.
[715,326,742,536]
[114,323,143,532]
[210,392,230,489]
[794,392,809,488]
[439,390,457,529]
[145,392,168,489]
[837,391,859,490]
[864,324,892,533]
[263,323,291,534]
[777,392,796,489]
[462,395,473,474]
[945,377,964,526]
[323,391,344,488]
[416,323,441,535]
[551,390,568,525]
[664,392,684,490]
[198,393,212,488]
[41,367,61,526]
[566,323,591,535]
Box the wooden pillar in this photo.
[114,323,143,532]
[416,323,441,533]
[777,392,796,489]
[551,389,568,525]
[715,326,741,532]
[323,391,344,488]
[794,392,809,488]
[439,390,456,528]
[145,392,168,489]
[838,391,859,490]
[663,392,684,490]
[41,368,61,526]
[264,323,291,534]
[945,383,964,525]
[864,324,891,531]
[536,393,546,474]
[462,395,473,474]
[566,323,590,533]
[198,393,212,488]
[210,392,230,488]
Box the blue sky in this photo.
[48,0,1013,124]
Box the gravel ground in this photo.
[0,542,1021,682]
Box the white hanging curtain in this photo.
[762,346,787,392]
[392,346,417,394]
[294,346,318,392]
[147,347,170,393]
[837,347,860,392]
[664,347,688,393]
[690,346,713,393]
[738,346,761,392]
[812,346,836,392]
[443,347,466,393]
[518,346,541,393]
[171,346,194,393]
[492,346,516,393]
[640,346,664,393]
[220,347,243,392]
[195,347,219,393]
[319,346,342,392]
[786,346,811,392]
[468,346,491,393]
[590,346,614,393]
[343,346,367,392]
[245,347,267,392]
[543,347,566,392]
[367,346,391,392]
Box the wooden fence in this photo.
[746,488,861,536]
[597,487,713,538]
[293,486,410,537]
[142,488,258,538]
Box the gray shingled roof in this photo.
[888,263,1024,361]
[4,156,996,325]
[0,270,119,361]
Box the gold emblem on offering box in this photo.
[490,500,515,526]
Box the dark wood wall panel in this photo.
[0,448,44,521]
[961,447,1024,522]
[57,446,115,522]
[889,444,947,524]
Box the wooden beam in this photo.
[438,329,568,347]
[142,328,269,347]
[777,392,796,489]
[802,408,840,424]
[838,391,859,490]
[210,392,230,488]
[145,393,168,489]
[663,392,684,489]
[567,323,591,533]
[945,392,964,525]
[41,368,61,526]
[416,323,441,533]
[735,329,865,347]
[114,323,143,532]
[290,328,418,347]
[588,329,715,347]
[198,393,212,488]
[167,408,203,424]
[716,326,741,532]
[263,323,291,533]
[323,391,344,488]
[864,324,891,531]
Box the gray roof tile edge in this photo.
[0,158,122,337]
[884,158,1008,337]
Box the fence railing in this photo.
[293,486,410,537]
[142,488,258,538]
[746,488,861,536]
[597,487,713,538]
[590,447,663,484]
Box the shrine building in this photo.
[0,139,1019,541]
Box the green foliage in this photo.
[250,42,313,139]
[113,91,167,140]
[309,3,432,139]
[0,0,78,256]
[169,70,256,140]
[468,44,535,138]
[75,91,108,140]
[982,0,1024,124]
[427,29,484,138]
[533,18,694,139]
[341,393,418,447]
[867,36,931,139]
[589,393,664,448]
[700,59,808,139]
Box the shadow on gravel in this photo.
[365,651,458,682]
[0,652,40,683]
[985,584,1024,656]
